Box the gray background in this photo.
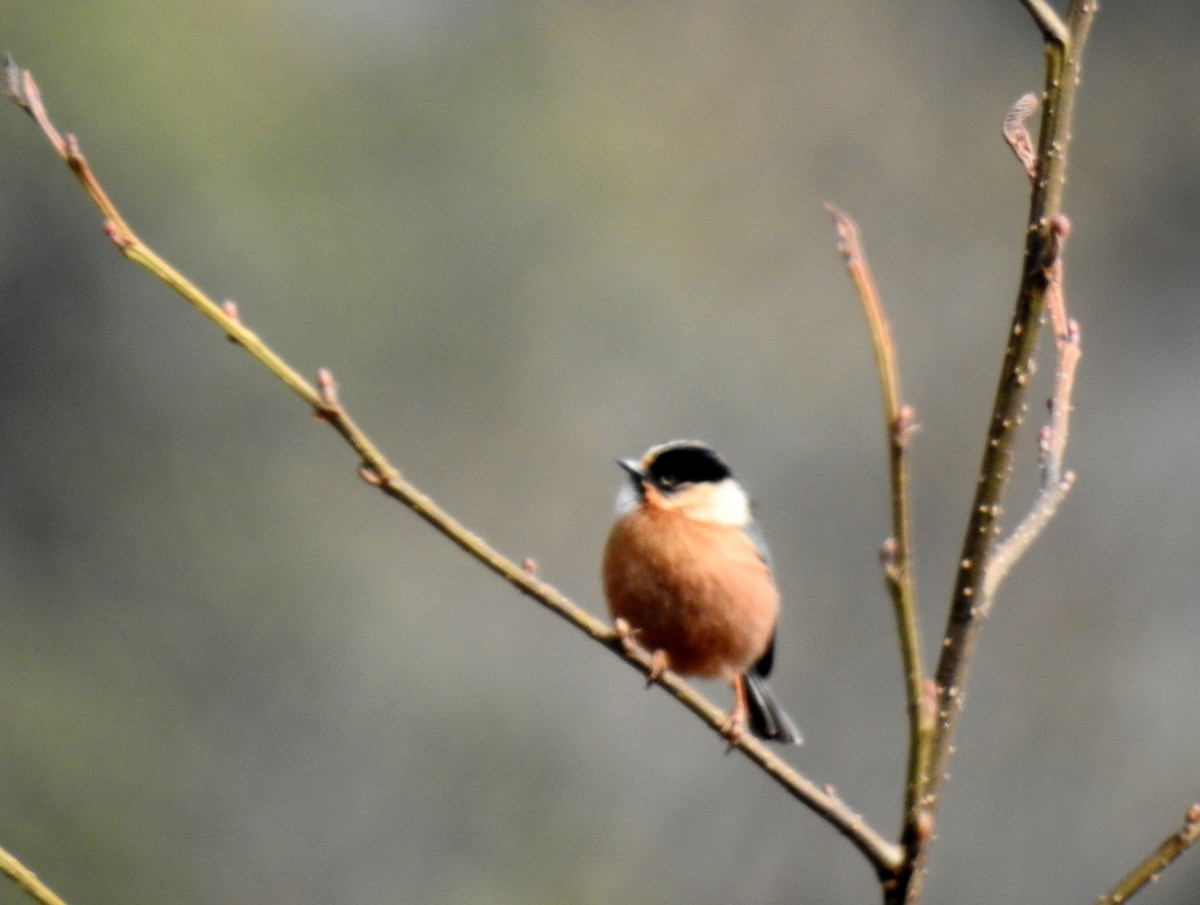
[2,2,1198,904]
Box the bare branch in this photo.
[1095,805,1200,905]
[826,204,930,867]
[5,53,66,156]
[1019,0,1069,45]
[983,214,1080,603]
[2,54,902,880]
[0,843,70,905]
[901,2,1098,902]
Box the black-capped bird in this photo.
[602,440,801,744]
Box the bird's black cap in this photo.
[641,441,732,489]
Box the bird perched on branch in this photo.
[602,440,802,745]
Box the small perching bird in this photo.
[601,440,802,744]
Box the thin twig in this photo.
[1094,805,1200,905]
[0,843,70,905]
[1019,0,1069,45]
[3,53,902,880]
[1003,93,1041,182]
[825,204,930,859]
[983,214,1079,603]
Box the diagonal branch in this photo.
[1094,805,1200,905]
[1019,0,1069,45]
[0,843,70,905]
[3,53,902,881]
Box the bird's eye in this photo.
[657,476,680,491]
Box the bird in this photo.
[601,440,802,744]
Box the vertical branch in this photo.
[900,2,1098,902]
[826,206,931,860]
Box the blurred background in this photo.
[2,2,1198,903]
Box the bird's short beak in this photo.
[616,458,645,481]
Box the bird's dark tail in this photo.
[745,669,803,745]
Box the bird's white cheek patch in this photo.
[680,479,752,527]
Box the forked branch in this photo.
[982,213,1080,603]
[906,1,1098,901]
